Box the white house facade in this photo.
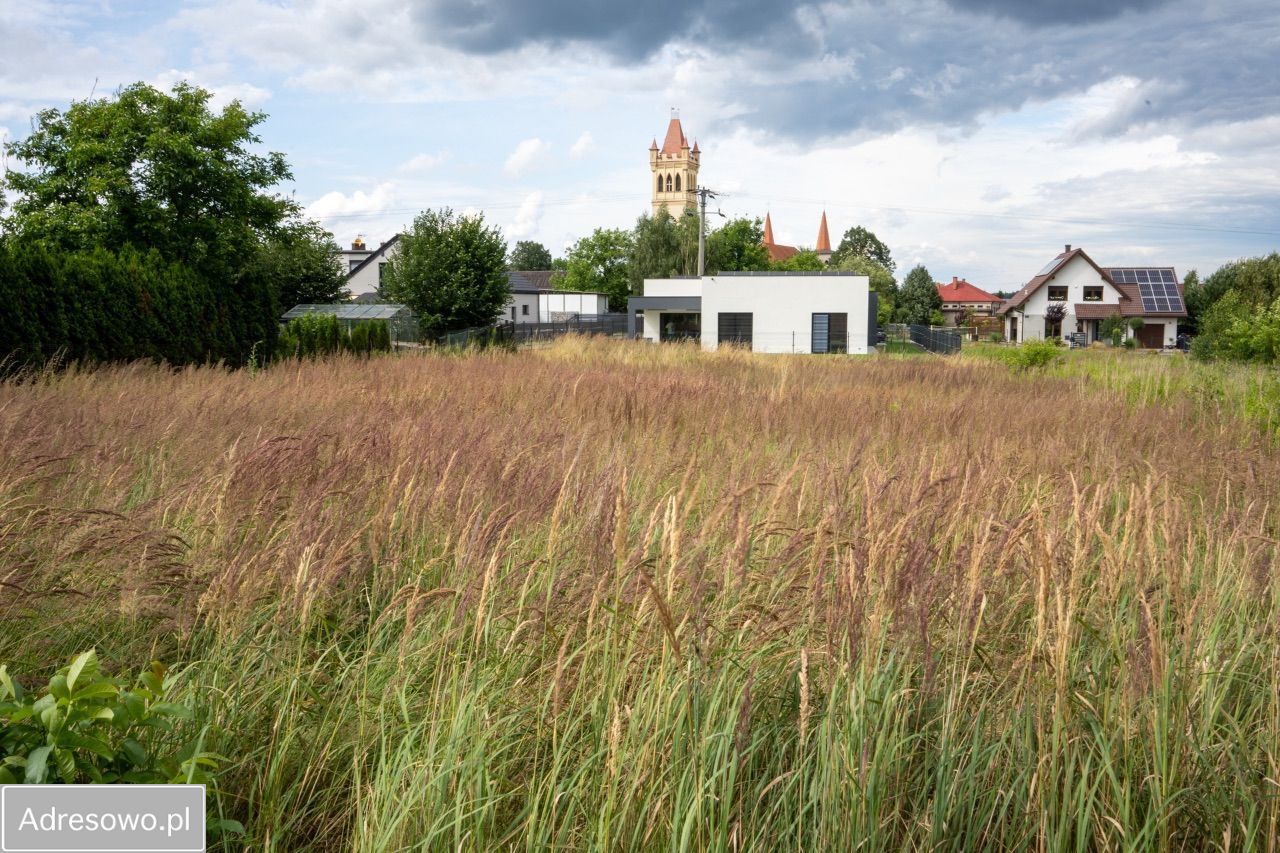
[629,272,874,354]
[999,246,1186,348]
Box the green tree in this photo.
[770,250,825,271]
[560,228,634,312]
[507,240,554,270]
[705,217,770,273]
[381,208,508,338]
[1,82,293,271]
[628,209,698,294]
[832,255,897,324]
[828,225,895,273]
[251,219,349,308]
[897,264,942,324]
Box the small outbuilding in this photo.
[281,303,419,343]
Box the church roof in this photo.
[816,211,831,253]
[661,118,688,155]
[762,213,798,262]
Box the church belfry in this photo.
[650,110,699,217]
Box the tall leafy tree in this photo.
[0,81,304,364]
[628,209,698,293]
[828,225,895,273]
[507,240,554,270]
[1,82,294,272]
[381,208,508,337]
[560,228,634,311]
[705,217,770,273]
[897,263,942,324]
[251,219,350,308]
[833,255,897,324]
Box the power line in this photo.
[310,186,1279,240]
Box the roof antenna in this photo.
[89,77,98,99]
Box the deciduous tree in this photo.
[828,225,895,273]
[507,240,554,270]
[561,228,635,312]
[381,208,509,337]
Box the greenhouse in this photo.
[281,303,419,343]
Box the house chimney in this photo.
[952,276,959,284]
[1065,244,1072,253]
[352,235,366,251]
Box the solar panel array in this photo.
[1107,269,1183,313]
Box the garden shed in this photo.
[282,303,418,343]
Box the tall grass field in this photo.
[2,338,1279,850]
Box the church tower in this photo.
[650,110,699,217]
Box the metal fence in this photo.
[435,314,629,348]
[907,324,962,354]
[507,314,629,343]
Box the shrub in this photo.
[1001,338,1061,371]
[0,650,220,785]
[1100,315,1126,346]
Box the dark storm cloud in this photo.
[944,0,1170,25]
[411,0,799,59]
[411,0,1280,139]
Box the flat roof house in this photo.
[628,272,875,354]
[999,245,1187,348]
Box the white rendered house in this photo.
[629,272,875,354]
[999,245,1186,347]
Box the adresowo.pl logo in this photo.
[1,785,204,852]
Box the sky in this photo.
[1,0,1277,292]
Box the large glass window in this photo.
[659,312,700,342]
[717,313,753,346]
[812,313,848,353]
[1083,286,1103,302]
[1047,286,1067,301]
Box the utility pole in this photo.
[695,185,717,277]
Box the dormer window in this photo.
[1083,286,1103,302]
[1048,286,1067,301]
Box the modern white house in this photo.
[628,272,875,354]
[505,271,610,323]
[999,245,1186,347]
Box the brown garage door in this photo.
[1136,323,1164,349]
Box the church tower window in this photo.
[665,174,673,192]
[675,174,681,192]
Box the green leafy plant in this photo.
[0,650,221,785]
[1100,314,1126,347]
[1001,338,1061,371]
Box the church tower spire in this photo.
[816,211,832,263]
[650,109,699,216]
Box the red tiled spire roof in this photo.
[816,211,831,253]
[661,117,688,155]
[650,138,658,150]
[761,212,798,262]
[691,140,699,154]
[763,212,775,245]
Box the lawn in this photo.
[2,338,1279,850]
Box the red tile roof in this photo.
[936,277,1000,304]
[761,213,798,261]
[660,118,688,155]
[1073,303,1122,320]
[816,211,831,253]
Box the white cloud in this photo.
[509,191,544,239]
[504,137,550,177]
[152,69,272,109]
[401,152,447,172]
[569,131,595,158]
[306,183,396,220]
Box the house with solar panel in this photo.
[998,245,1186,348]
